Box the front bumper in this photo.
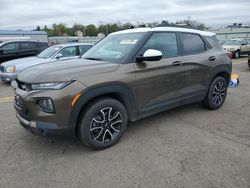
[16,113,74,139]
[0,71,17,82]
[12,80,86,140]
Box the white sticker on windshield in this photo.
[120,39,138,45]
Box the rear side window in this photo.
[37,42,48,48]
[79,45,92,55]
[181,33,206,54]
[141,32,178,58]
[205,36,221,49]
[20,42,36,50]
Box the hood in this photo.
[222,45,240,50]
[18,58,119,83]
[1,56,51,72]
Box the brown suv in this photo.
[12,27,232,149]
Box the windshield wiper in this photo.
[84,57,103,61]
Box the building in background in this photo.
[0,30,48,43]
[209,27,250,40]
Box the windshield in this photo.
[37,46,62,59]
[82,32,146,63]
[223,40,242,46]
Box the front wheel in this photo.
[202,77,228,110]
[78,98,128,150]
[234,50,240,59]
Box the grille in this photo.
[16,80,32,91]
[14,95,29,116]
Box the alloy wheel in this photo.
[212,82,226,105]
[90,107,123,144]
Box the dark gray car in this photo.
[12,27,232,149]
[0,41,48,63]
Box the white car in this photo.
[222,38,250,59]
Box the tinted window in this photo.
[141,32,178,58]
[181,33,206,54]
[20,42,36,50]
[59,46,77,57]
[1,43,18,53]
[37,42,48,48]
[205,36,221,49]
[79,45,92,54]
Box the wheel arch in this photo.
[68,84,138,138]
[209,65,231,87]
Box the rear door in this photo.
[179,33,212,100]
[0,42,19,62]
[19,42,38,57]
[134,32,186,112]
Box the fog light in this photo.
[37,98,54,113]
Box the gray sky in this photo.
[0,0,249,29]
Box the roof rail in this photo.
[155,21,200,30]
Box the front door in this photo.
[134,32,185,113]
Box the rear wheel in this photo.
[202,77,228,110]
[78,98,128,149]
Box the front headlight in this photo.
[5,66,16,73]
[30,81,73,90]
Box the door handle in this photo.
[209,56,216,61]
[172,61,182,66]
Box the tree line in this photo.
[35,20,207,37]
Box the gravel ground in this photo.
[0,58,250,188]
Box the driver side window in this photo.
[141,32,178,58]
[1,43,18,53]
[59,46,77,58]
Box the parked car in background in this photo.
[222,38,250,59]
[0,41,48,63]
[0,43,92,82]
[12,26,232,149]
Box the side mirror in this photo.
[136,49,163,62]
[55,53,63,59]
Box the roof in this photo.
[0,40,46,46]
[111,27,215,37]
[0,30,47,35]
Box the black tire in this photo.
[78,98,128,150]
[202,77,228,110]
[234,50,240,59]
